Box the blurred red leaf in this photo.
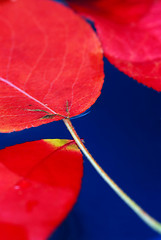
[0,139,83,240]
[0,0,104,132]
[67,0,161,91]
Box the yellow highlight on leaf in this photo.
[44,139,79,151]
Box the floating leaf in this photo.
[67,0,161,91]
[0,0,104,132]
[0,139,83,240]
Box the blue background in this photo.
[51,58,161,240]
[1,1,161,240]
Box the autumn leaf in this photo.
[67,0,161,91]
[0,0,104,132]
[0,139,83,240]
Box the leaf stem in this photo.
[63,118,161,234]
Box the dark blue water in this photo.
[0,1,161,239]
[48,57,161,240]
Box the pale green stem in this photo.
[63,118,161,234]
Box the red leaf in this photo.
[0,0,104,132]
[0,139,83,240]
[67,0,161,91]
